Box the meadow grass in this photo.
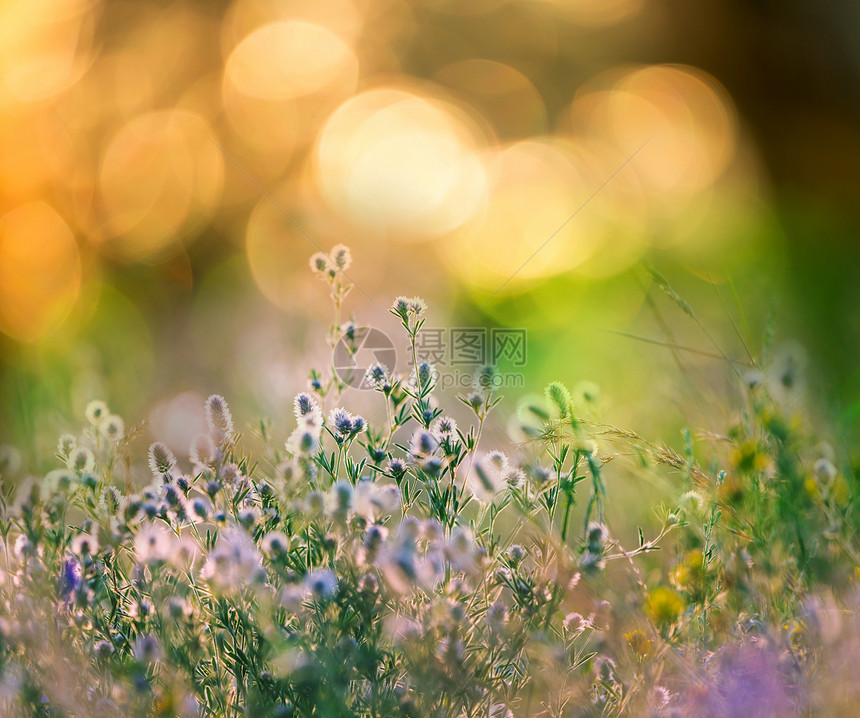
[0,247,857,717]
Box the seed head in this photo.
[205,394,234,442]
[148,442,176,476]
[85,400,109,426]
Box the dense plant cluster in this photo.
[0,248,858,717]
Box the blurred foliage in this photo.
[1,0,859,472]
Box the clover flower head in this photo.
[0,444,21,477]
[99,414,125,442]
[309,251,334,277]
[133,634,163,664]
[262,531,289,558]
[293,392,320,420]
[57,556,82,601]
[364,362,390,389]
[330,243,352,270]
[135,523,177,564]
[466,453,504,502]
[71,532,99,556]
[304,568,338,600]
[485,450,509,473]
[329,408,354,436]
[287,427,320,456]
[148,442,176,477]
[205,394,234,442]
[408,429,439,461]
[57,434,77,460]
[431,416,457,440]
[391,296,426,322]
[200,527,265,592]
[387,457,407,479]
[85,400,109,426]
[68,446,95,474]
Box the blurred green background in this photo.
[1,0,859,476]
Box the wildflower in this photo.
[503,467,525,489]
[563,612,592,636]
[13,534,37,560]
[329,479,354,517]
[134,524,176,563]
[93,640,115,660]
[364,362,390,390]
[625,628,652,658]
[293,392,320,420]
[71,532,99,556]
[464,391,483,412]
[646,586,685,626]
[99,415,125,442]
[814,458,837,483]
[148,442,176,476]
[466,453,504,501]
[200,527,266,591]
[391,296,426,321]
[99,486,123,517]
[580,550,605,573]
[486,601,509,634]
[205,394,234,443]
[304,568,337,600]
[274,458,300,487]
[85,400,109,425]
[0,445,22,476]
[408,429,439,461]
[237,505,261,529]
[593,656,617,683]
[221,463,241,484]
[190,497,210,521]
[330,243,352,270]
[586,522,607,553]
[133,634,163,664]
[165,596,191,620]
[306,490,325,516]
[387,457,407,482]
[45,468,76,493]
[545,381,573,419]
[309,251,334,276]
[431,416,457,440]
[57,434,77,460]
[68,446,95,474]
[474,365,498,391]
[57,556,82,602]
[329,408,353,436]
[286,426,320,456]
[649,686,671,710]
[262,531,289,558]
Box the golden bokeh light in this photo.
[0,109,76,202]
[0,0,97,104]
[0,202,81,343]
[226,21,358,100]
[443,138,627,288]
[314,87,490,239]
[525,0,643,27]
[564,65,737,213]
[434,59,547,138]
[222,0,364,51]
[97,110,223,261]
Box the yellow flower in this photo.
[625,629,651,658]
[646,587,684,627]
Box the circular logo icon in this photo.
[332,326,397,390]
